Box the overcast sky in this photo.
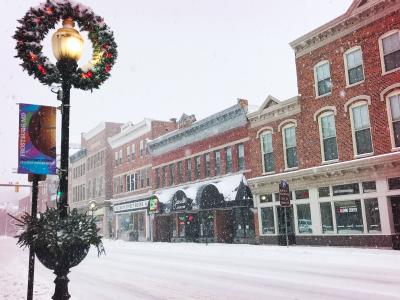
[0,0,352,201]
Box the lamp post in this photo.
[89,201,96,217]
[51,17,83,300]
[52,17,84,218]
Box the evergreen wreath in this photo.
[14,0,117,91]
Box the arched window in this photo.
[260,131,274,173]
[387,91,400,149]
[343,46,365,86]
[349,101,373,156]
[314,60,332,97]
[282,123,298,169]
[318,111,338,162]
[378,30,400,74]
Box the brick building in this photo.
[148,100,255,243]
[69,122,122,238]
[248,0,400,248]
[108,119,176,241]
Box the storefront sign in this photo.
[18,103,56,175]
[279,180,290,207]
[114,200,149,213]
[148,196,160,214]
[171,190,192,211]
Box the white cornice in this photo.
[248,96,300,128]
[248,151,400,190]
[108,119,152,149]
[290,0,400,58]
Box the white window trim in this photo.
[386,90,400,151]
[260,131,274,174]
[318,111,339,163]
[282,123,298,170]
[378,29,400,75]
[343,46,365,88]
[349,101,374,158]
[314,60,332,98]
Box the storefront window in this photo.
[365,198,381,233]
[199,211,214,238]
[295,189,309,200]
[334,200,363,234]
[320,202,334,234]
[178,214,186,237]
[297,204,312,234]
[234,208,255,238]
[260,194,273,203]
[318,186,330,197]
[362,181,376,193]
[388,177,400,190]
[332,183,359,196]
[261,207,275,234]
[117,213,133,232]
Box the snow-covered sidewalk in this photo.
[1,236,400,300]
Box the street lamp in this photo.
[51,17,83,218]
[89,201,96,217]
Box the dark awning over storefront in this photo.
[153,174,253,211]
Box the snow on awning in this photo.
[154,173,247,204]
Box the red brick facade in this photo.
[295,11,400,169]
[151,126,250,189]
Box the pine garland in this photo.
[14,0,117,91]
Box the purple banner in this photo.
[18,104,56,175]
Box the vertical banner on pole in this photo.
[18,103,56,175]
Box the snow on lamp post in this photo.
[52,17,83,219]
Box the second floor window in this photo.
[215,150,221,176]
[114,152,118,166]
[261,132,274,172]
[351,103,373,155]
[186,159,192,182]
[389,93,400,148]
[237,143,245,171]
[162,166,166,187]
[380,31,400,73]
[195,156,201,180]
[131,144,136,160]
[126,146,130,161]
[320,113,338,161]
[345,47,364,85]
[283,125,298,169]
[204,153,210,177]
[140,140,144,157]
[315,61,331,96]
[225,147,232,173]
[119,149,123,164]
[156,168,160,188]
[169,164,175,186]
[177,161,183,183]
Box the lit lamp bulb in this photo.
[52,17,84,61]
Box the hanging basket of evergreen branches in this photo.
[16,207,105,271]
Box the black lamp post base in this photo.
[52,269,70,300]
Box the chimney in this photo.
[237,98,248,109]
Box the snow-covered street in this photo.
[1,236,400,300]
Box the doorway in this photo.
[277,205,296,245]
[391,197,400,233]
